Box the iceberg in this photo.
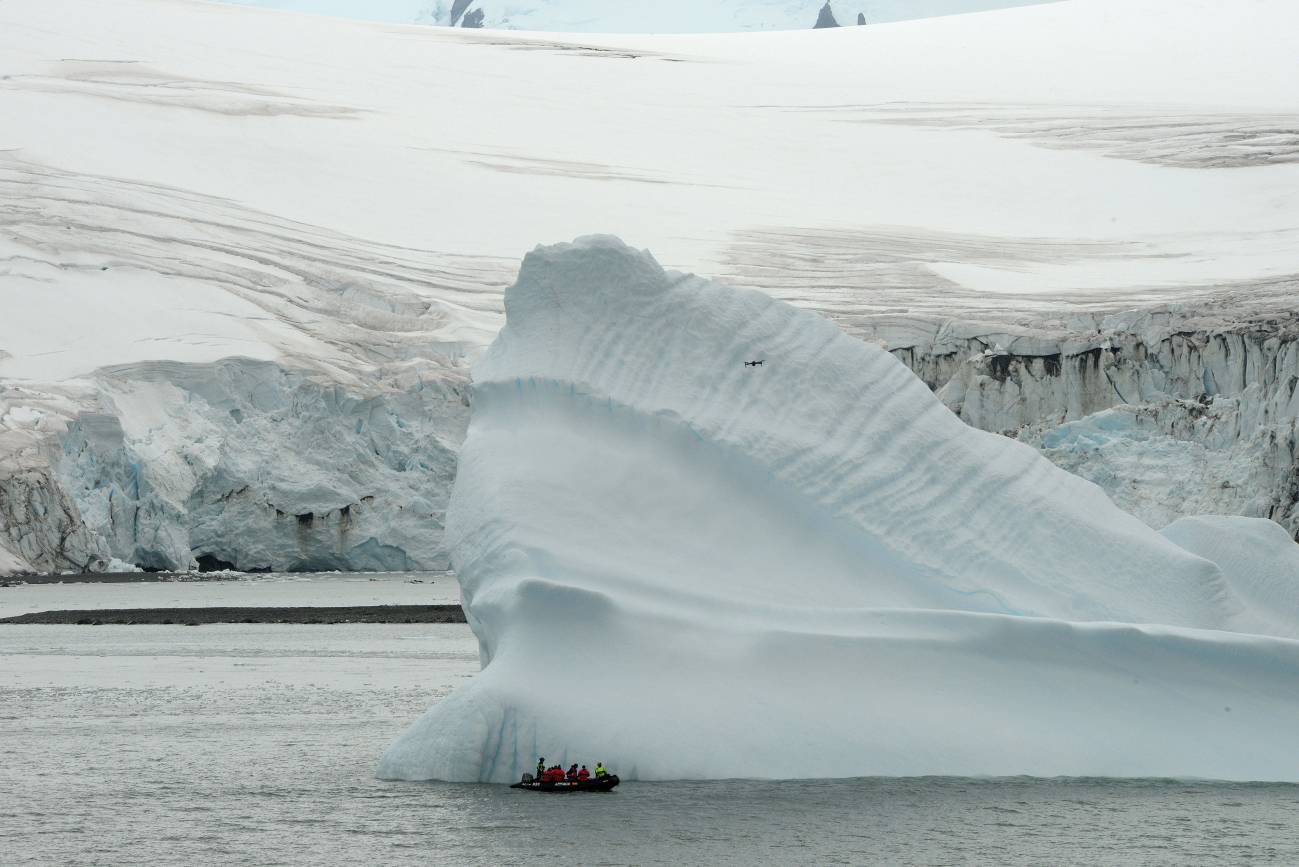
[379,237,1299,783]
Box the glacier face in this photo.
[378,237,1299,783]
[2,359,469,575]
[851,310,1299,537]
[54,359,468,573]
[1,384,112,575]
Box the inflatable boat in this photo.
[510,774,620,793]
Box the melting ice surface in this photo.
[380,237,1299,783]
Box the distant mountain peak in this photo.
[814,2,840,28]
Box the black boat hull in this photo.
[511,775,620,793]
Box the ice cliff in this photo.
[379,237,1299,783]
[858,310,1299,537]
[1,360,467,574]
[64,360,467,572]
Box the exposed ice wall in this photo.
[380,238,1299,783]
[0,540,31,576]
[54,358,469,572]
[1,359,469,575]
[1,386,113,574]
[862,312,1299,538]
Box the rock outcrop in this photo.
[449,0,475,27]
[814,2,840,28]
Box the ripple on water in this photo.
[5,624,1299,866]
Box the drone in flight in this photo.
[744,360,765,368]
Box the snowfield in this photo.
[2,0,1299,577]
[379,238,1299,782]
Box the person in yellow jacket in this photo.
[594,762,607,778]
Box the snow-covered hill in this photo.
[217,0,1053,32]
[2,0,1298,573]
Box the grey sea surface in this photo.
[3,577,1298,866]
[0,571,460,618]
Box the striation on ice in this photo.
[1161,515,1299,641]
[379,237,1299,783]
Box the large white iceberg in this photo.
[379,237,1299,783]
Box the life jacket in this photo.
[594,765,606,777]
[578,769,590,780]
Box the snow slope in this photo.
[216,0,1053,32]
[379,238,1299,782]
[2,0,1299,572]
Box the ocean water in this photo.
[3,621,1298,866]
[0,571,460,619]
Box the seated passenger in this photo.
[566,764,579,781]
[594,762,607,778]
[578,765,590,781]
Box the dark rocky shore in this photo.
[0,605,467,625]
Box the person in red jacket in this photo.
[577,765,591,781]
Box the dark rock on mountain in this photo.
[450,0,474,26]
[814,2,840,28]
